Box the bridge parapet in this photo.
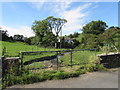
[97,52,120,68]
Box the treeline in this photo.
[76,20,120,51]
[24,16,80,48]
[0,30,25,42]
[1,16,120,50]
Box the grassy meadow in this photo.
[1,41,59,57]
[1,41,102,67]
[59,51,99,66]
[1,41,106,89]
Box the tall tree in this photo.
[45,16,67,37]
[45,16,67,48]
[31,16,67,48]
[82,20,108,35]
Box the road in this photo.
[8,70,118,88]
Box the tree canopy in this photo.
[45,16,67,36]
[98,26,120,50]
[82,20,108,35]
[31,16,67,47]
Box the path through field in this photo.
[8,70,119,88]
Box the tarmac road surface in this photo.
[8,70,118,88]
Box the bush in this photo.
[69,71,80,77]
[52,71,69,79]
[3,63,107,89]
[94,64,107,71]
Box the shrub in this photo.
[3,63,107,89]
[52,71,69,79]
[94,64,107,71]
[69,71,80,77]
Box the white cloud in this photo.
[39,2,92,35]
[29,2,94,35]
[30,0,49,10]
[60,3,92,35]
[1,26,35,37]
[49,1,73,15]
[30,2,44,10]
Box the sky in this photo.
[1,1,118,37]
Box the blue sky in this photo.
[2,1,118,37]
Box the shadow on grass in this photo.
[23,55,57,65]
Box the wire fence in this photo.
[20,49,97,72]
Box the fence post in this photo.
[56,51,58,70]
[2,46,6,56]
[70,51,72,68]
[20,52,23,74]
[1,56,5,78]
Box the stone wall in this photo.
[2,57,20,75]
[97,53,120,68]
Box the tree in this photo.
[24,36,34,45]
[45,16,67,48]
[31,16,67,48]
[0,29,10,41]
[98,26,120,51]
[68,32,79,38]
[13,34,24,41]
[82,20,108,35]
[32,20,49,42]
[42,32,57,47]
[81,34,99,49]
[45,16,67,37]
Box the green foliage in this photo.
[82,20,108,35]
[3,60,107,89]
[32,19,57,47]
[42,32,57,47]
[74,33,83,42]
[76,25,120,51]
[2,69,84,88]
[98,26,120,52]
[31,16,67,48]
[45,16,67,37]
[68,32,79,38]
[60,37,80,49]
[76,20,108,49]
[13,34,24,42]
[0,30,11,41]
[60,37,72,48]
[24,36,34,45]
[52,71,70,79]
[94,64,107,71]
[72,39,80,48]
[80,34,99,49]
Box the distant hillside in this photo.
[1,41,58,57]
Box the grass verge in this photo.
[2,63,107,89]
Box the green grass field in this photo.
[59,50,99,66]
[23,52,56,63]
[2,41,106,89]
[1,41,60,57]
[24,61,45,70]
[1,41,103,71]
